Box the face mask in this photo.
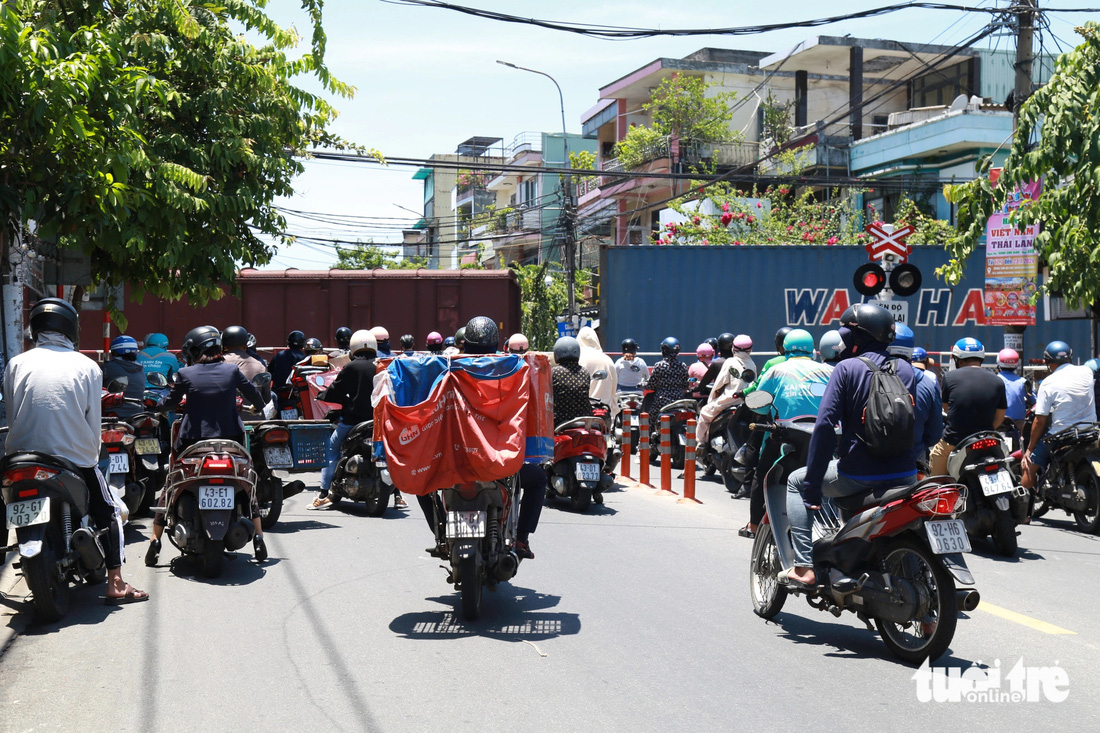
[837,326,858,361]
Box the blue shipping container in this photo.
[599,245,1092,363]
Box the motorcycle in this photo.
[1025,422,1100,533]
[697,402,753,493]
[745,390,979,664]
[159,437,258,578]
[648,399,699,469]
[325,414,394,515]
[1,453,112,621]
[613,391,643,452]
[242,374,304,529]
[547,413,613,512]
[100,380,143,520]
[946,431,1028,556]
[127,374,173,516]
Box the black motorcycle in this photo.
[946,431,1027,556]
[648,399,699,470]
[1030,422,1100,533]
[697,403,754,493]
[326,416,393,515]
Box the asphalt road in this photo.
[2,466,1098,732]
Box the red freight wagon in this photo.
[79,269,522,350]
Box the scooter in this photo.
[648,399,699,469]
[1024,422,1100,533]
[946,431,1028,556]
[325,414,395,515]
[100,380,143,520]
[613,391,643,451]
[697,402,753,493]
[547,414,613,512]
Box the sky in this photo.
[257,0,1094,270]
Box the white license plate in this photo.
[135,439,160,456]
[978,470,1014,497]
[446,510,486,539]
[575,462,601,482]
[263,444,294,469]
[108,452,129,474]
[280,409,298,420]
[198,485,236,510]
[925,519,972,554]
[6,497,50,529]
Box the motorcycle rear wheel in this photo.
[749,523,787,619]
[364,485,391,517]
[202,540,225,578]
[875,538,957,665]
[459,556,482,621]
[1072,466,1100,533]
[259,476,284,530]
[991,510,1018,556]
[23,521,70,622]
[570,487,592,513]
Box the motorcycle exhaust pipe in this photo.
[282,480,306,500]
[70,527,105,570]
[956,589,980,613]
[494,552,519,581]
[224,518,253,552]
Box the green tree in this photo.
[761,89,796,148]
[940,23,1100,307]
[510,263,590,351]
[333,243,426,270]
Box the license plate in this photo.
[575,462,601,482]
[135,439,161,456]
[446,510,486,539]
[6,497,50,529]
[978,470,1014,497]
[198,485,235,510]
[280,409,298,420]
[108,452,129,474]
[263,444,293,469]
[925,519,972,554]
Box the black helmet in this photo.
[839,303,896,346]
[774,327,793,354]
[463,316,498,355]
[554,336,581,363]
[222,325,249,351]
[29,297,78,343]
[335,327,352,349]
[716,332,735,355]
[287,330,306,349]
[182,326,221,364]
[246,333,257,349]
[660,337,681,357]
[455,327,467,347]
[621,338,638,354]
[705,337,718,353]
[400,334,414,350]
[304,337,323,355]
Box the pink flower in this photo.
[746,215,755,224]
[732,240,742,246]
[692,216,701,225]
[756,202,763,208]
[786,225,793,232]
[721,202,731,213]
[720,212,733,226]
[826,236,839,245]
[778,187,789,195]
[701,238,709,246]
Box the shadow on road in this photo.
[165,552,273,586]
[544,499,619,516]
[14,583,122,635]
[267,519,339,534]
[389,585,581,642]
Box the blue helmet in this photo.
[951,337,985,361]
[1043,340,1072,364]
[660,337,681,357]
[443,336,455,347]
[888,323,914,358]
[911,347,928,362]
[1085,358,1100,374]
[782,329,815,357]
[146,333,169,349]
[110,335,139,355]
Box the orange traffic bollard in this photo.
[678,418,702,504]
[621,408,633,480]
[656,413,678,496]
[638,412,650,487]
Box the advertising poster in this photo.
[984,176,1041,326]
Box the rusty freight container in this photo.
[80,269,521,350]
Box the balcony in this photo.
[680,140,761,170]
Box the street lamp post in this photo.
[497,60,575,327]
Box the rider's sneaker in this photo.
[426,544,447,559]
[514,541,534,560]
[144,539,161,567]
[253,535,268,562]
[393,493,409,509]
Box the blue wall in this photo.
[600,245,1090,362]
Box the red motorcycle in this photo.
[100,384,143,520]
[547,413,612,512]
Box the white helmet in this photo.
[350,329,377,356]
[369,326,389,342]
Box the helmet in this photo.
[287,330,306,349]
[349,329,377,356]
[443,336,455,347]
[29,297,78,343]
[507,333,529,354]
[888,323,914,358]
[147,333,169,349]
[463,316,499,354]
[660,337,681,358]
[997,348,1021,370]
[455,327,466,346]
[182,326,221,364]
[621,338,638,354]
[774,327,793,354]
[553,336,581,363]
[246,333,257,349]
[696,343,715,360]
[817,330,842,362]
[110,335,139,355]
[839,303,896,346]
[400,334,414,350]
[335,327,352,349]
[1043,340,1072,364]
[303,338,323,355]
[951,337,985,362]
[911,347,928,362]
[705,337,718,353]
[221,325,249,351]
[426,331,443,346]
[782,329,815,357]
[716,333,735,354]
[1086,358,1100,374]
[733,334,753,352]
[370,326,390,342]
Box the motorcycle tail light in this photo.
[263,429,290,444]
[132,416,158,431]
[554,434,571,447]
[101,430,128,443]
[202,456,234,473]
[4,467,58,484]
[969,438,999,451]
[915,488,964,516]
[18,488,40,498]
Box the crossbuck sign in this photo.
[865,221,915,262]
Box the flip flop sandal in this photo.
[738,526,756,538]
[777,569,815,591]
[105,586,150,606]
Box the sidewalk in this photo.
[0,528,29,659]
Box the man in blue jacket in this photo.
[890,324,943,465]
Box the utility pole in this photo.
[1006,0,1035,357]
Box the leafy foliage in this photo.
[761,89,796,148]
[940,23,1100,306]
[510,263,590,351]
[333,243,426,270]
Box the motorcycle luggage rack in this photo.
[1045,422,1100,452]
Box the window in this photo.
[911,60,975,108]
[520,178,537,207]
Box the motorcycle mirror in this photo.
[592,369,609,380]
[147,371,169,388]
[744,390,773,411]
[252,372,273,388]
[106,377,129,393]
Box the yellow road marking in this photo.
[977,602,1076,635]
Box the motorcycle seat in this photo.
[659,399,697,413]
[555,416,605,433]
[346,420,374,443]
[832,482,922,513]
[177,438,249,462]
[1,451,85,477]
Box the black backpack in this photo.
[857,357,915,458]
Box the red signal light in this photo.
[853,263,887,296]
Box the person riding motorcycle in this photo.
[102,335,148,420]
[222,325,272,419]
[399,334,415,356]
[372,327,392,358]
[996,348,1031,436]
[928,338,1006,477]
[303,338,323,357]
[506,333,529,355]
[787,303,919,588]
[145,326,269,565]
[453,327,467,354]
[442,336,458,356]
[136,332,181,387]
[245,333,267,367]
[577,326,618,419]
[270,330,306,393]
[696,332,733,395]
[614,339,648,394]
[552,336,593,428]
[890,324,942,464]
[335,327,352,352]
[696,335,754,445]
[1087,358,1100,421]
[426,331,444,355]
[1021,341,1097,492]
[5,298,148,604]
[817,329,844,367]
[688,343,715,394]
[910,346,938,384]
[641,337,689,416]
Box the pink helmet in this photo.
[426,331,443,346]
[733,334,753,351]
[997,348,1020,369]
[370,326,389,341]
[696,343,715,360]
[507,333,529,353]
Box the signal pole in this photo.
[1006,0,1035,356]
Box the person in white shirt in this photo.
[613,339,648,393]
[1022,340,1097,490]
[696,335,756,444]
[577,327,618,418]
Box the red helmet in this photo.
[996,348,1020,369]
